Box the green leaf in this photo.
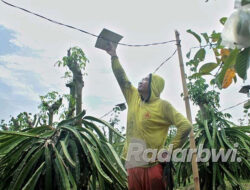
[53,146,71,190]
[210,78,216,85]
[199,62,218,74]
[219,17,227,25]
[216,132,225,149]
[24,126,53,135]
[82,120,106,141]
[0,138,31,168]
[212,116,217,147]
[12,147,44,190]
[97,170,105,190]
[79,127,125,181]
[104,142,127,174]
[220,128,234,149]
[8,144,40,188]
[201,33,209,43]
[186,50,191,59]
[67,168,77,190]
[194,48,206,62]
[57,110,86,127]
[203,120,213,148]
[190,73,202,79]
[90,169,97,190]
[187,29,201,43]
[226,128,250,143]
[61,126,112,183]
[235,47,250,80]
[85,142,113,183]
[216,164,226,188]
[242,158,250,171]
[99,157,127,187]
[211,31,221,43]
[186,59,199,68]
[242,0,250,6]
[69,139,81,186]
[22,162,45,190]
[231,125,250,133]
[45,143,52,190]
[212,163,217,190]
[84,116,125,139]
[60,140,76,167]
[220,165,243,188]
[0,136,26,154]
[0,130,40,138]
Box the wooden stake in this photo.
[175,30,200,190]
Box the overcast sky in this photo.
[0,0,249,127]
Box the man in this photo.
[106,43,192,190]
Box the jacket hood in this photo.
[145,73,165,102]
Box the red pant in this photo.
[127,164,166,190]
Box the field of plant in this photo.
[0,0,249,190]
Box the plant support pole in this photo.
[175,30,200,190]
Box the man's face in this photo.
[138,75,150,94]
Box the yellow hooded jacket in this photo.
[111,56,192,163]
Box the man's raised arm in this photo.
[106,43,136,104]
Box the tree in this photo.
[175,57,250,190]
[56,47,88,125]
[39,91,63,127]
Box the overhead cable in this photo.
[220,100,248,112]
[1,0,177,47]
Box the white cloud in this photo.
[0,55,65,89]
[0,64,40,101]
[0,0,248,125]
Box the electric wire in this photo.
[220,100,248,112]
[3,0,221,118]
[1,0,177,47]
[100,109,114,119]
[153,49,177,73]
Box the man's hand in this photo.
[106,42,117,57]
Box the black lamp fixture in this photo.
[239,85,250,109]
[100,103,127,119]
[115,103,127,111]
[239,85,250,97]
